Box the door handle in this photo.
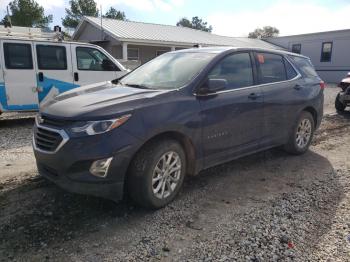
[74,72,79,82]
[294,84,303,90]
[38,72,44,82]
[248,93,261,100]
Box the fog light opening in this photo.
[89,157,113,178]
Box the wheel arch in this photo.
[128,131,198,177]
[302,106,318,127]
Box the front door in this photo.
[2,40,38,110]
[198,52,264,168]
[34,42,76,105]
[71,44,123,86]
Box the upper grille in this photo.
[34,126,64,152]
[40,115,71,128]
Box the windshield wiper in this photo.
[123,83,151,89]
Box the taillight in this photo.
[320,81,326,89]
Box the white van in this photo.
[0,36,127,114]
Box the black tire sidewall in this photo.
[129,140,186,209]
[290,112,315,154]
[335,93,346,112]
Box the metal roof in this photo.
[74,16,281,50]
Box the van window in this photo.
[289,56,318,78]
[37,45,67,70]
[208,52,254,90]
[76,47,120,71]
[4,43,33,69]
[256,53,286,84]
[284,58,298,80]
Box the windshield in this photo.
[120,52,215,90]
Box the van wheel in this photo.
[284,111,315,155]
[127,139,186,209]
[335,93,346,112]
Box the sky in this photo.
[0,0,350,37]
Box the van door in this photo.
[71,44,123,86]
[34,42,75,105]
[0,40,5,112]
[2,40,38,110]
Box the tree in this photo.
[2,0,52,28]
[176,16,213,33]
[103,7,126,20]
[248,26,279,38]
[62,0,99,29]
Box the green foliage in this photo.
[62,0,99,28]
[103,7,126,20]
[248,26,280,39]
[2,0,52,28]
[176,16,213,33]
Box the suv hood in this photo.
[40,81,169,119]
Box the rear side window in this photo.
[256,53,286,84]
[4,43,33,69]
[208,52,254,90]
[289,56,318,78]
[36,45,67,70]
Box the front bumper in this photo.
[33,125,142,201]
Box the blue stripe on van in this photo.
[0,83,39,111]
[38,76,79,102]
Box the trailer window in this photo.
[4,43,33,70]
[37,45,67,70]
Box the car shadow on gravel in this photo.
[0,148,343,260]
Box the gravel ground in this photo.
[0,85,350,261]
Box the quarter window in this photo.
[76,47,119,71]
[37,45,67,70]
[284,58,298,79]
[291,44,301,54]
[127,48,139,60]
[208,52,254,90]
[4,43,33,69]
[289,56,318,78]
[321,42,332,62]
[256,53,286,84]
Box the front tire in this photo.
[127,139,186,209]
[335,93,346,112]
[284,111,315,155]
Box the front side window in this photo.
[321,42,332,62]
[76,47,119,71]
[256,52,286,84]
[291,44,301,54]
[37,45,67,70]
[208,52,254,90]
[121,52,215,90]
[4,43,33,69]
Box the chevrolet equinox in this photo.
[33,47,324,209]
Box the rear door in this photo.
[34,42,75,104]
[71,44,123,86]
[254,52,302,147]
[2,40,38,110]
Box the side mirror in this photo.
[102,59,117,71]
[198,79,227,95]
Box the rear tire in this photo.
[335,93,346,112]
[127,139,186,209]
[284,111,315,155]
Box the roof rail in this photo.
[0,26,63,41]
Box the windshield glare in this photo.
[121,52,215,90]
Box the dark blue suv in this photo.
[33,47,324,209]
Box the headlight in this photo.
[69,114,131,136]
